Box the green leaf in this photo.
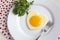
[13,0,34,16]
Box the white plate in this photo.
[7,0,54,40]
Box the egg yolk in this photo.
[29,15,43,27]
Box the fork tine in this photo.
[46,21,53,27]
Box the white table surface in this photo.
[0,0,60,40]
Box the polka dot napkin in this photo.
[0,0,14,40]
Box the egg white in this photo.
[27,11,49,30]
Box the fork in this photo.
[35,21,54,40]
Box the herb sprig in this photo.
[13,0,34,16]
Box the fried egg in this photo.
[27,11,48,30]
